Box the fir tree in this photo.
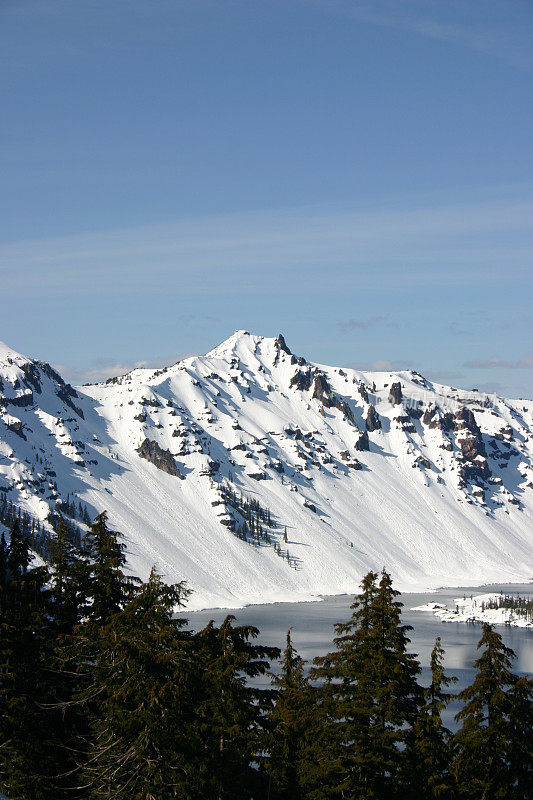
[79,568,195,800]
[306,569,422,800]
[84,511,136,625]
[266,630,309,800]
[49,519,89,634]
[408,636,457,800]
[0,520,56,799]
[453,624,521,800]
[506,674,533,799]
[192,615,280,800]
[7,518,30,577]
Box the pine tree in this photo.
[453,623,520,800]
[266,630,309,800]
[306,569,422,800]
[408,636,457,800]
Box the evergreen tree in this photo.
[192,615,280,800]
[7,518,30,577]
[453,624,521,800]
[506,674,533,799]
[84,511,136,625]
[49,519,89,634]
[306,569,422,800]
[0,520,56,800]
[266,630,309,800]
[79,568,195,800]
[408,636,457,800]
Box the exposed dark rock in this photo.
[4,391,34,408]
[358,382,369,403]
[338,369,346,377]
[20,362,42,394]
[140,396,162,408]
[354,431,370,451]
[247,471,266,481]
[6,419,26,439]
[415,456,431,469]
[406,405,423,420]
[290,369,313,392]
[348,459,363,470]
[388,382,403,406]
[312,372,356,425]
[423,406,454,432]
[454,406,481,436]
[366,405,381,432]
[275,333,291,355]
[297,356,306,366]
[134,411,147,423]
[304,500,317,513]
[137,438,182,477]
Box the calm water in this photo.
[188,583,533,730]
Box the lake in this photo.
[188,582,533,730]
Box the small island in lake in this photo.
[412,591,533,628]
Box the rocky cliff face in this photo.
[0,332,531,609]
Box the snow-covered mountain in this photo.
[0,332,532,609]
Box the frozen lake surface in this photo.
[188,582,533,730]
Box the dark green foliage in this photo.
[78,569,195,800]
[0,520,56,800]
[266,630,309,800]
[306,569,423,800]
[0,503,530,800]
[453,624,529,800]
[408,636,457,799]
[83,511,137,625]
[191,614,280,800]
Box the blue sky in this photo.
[1,0,532,396]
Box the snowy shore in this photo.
[411,593,533,628]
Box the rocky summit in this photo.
[0,331,531,609]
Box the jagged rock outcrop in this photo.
[358,382,369,403]
[354,431,370,451]
[290,369,313,392]
[275,333,291,355]
[312,372,356,425]
[389,381,403,406]
[366,405,381,432]
[137,438,182,477]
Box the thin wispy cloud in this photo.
[338,316,386,332]
[464,354,533,370]
[306,0,533,70]
[1,194,532,297]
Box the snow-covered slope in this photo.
[0,331,532,609]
